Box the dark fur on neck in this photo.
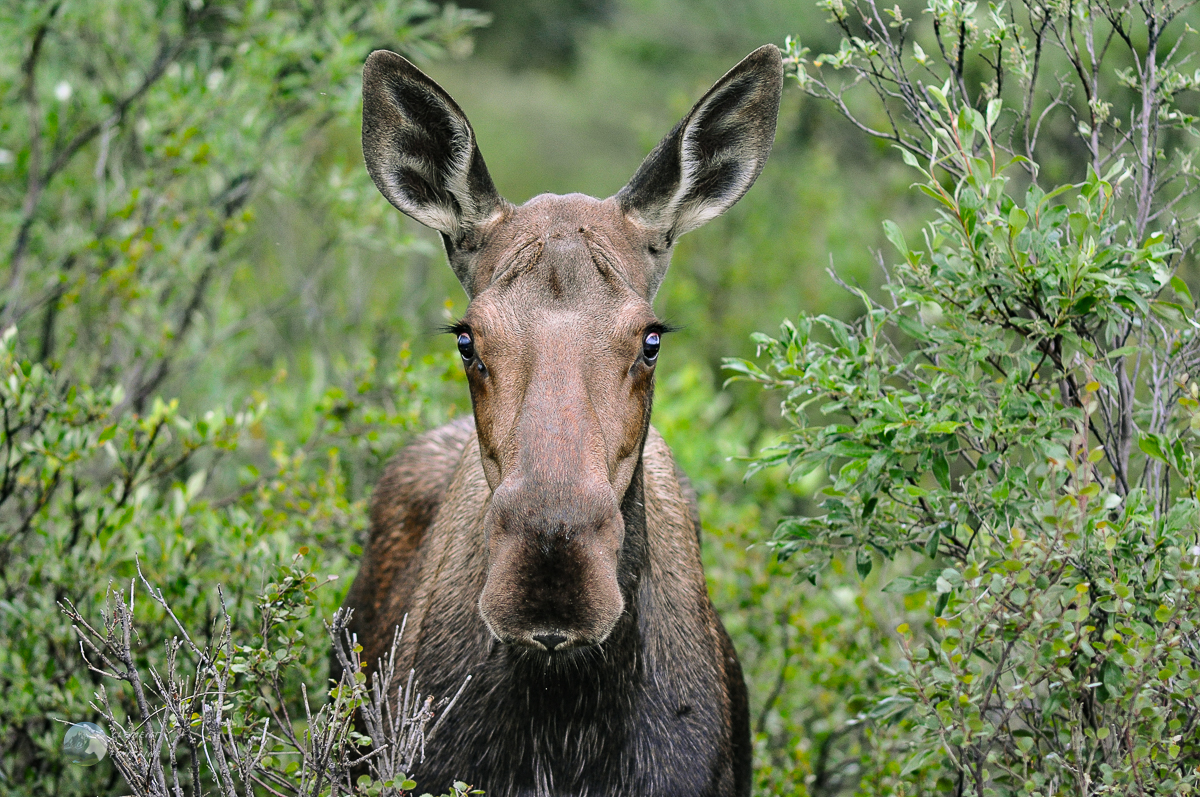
[408,459,651,795]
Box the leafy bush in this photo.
[61,556,478,797]
[1,2,484,793]
[0,324,466,795]
[731,0,1200,792]
[0,0,485,405]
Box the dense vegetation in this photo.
[1,2,481,794]
[1,0,1196,795]
[733,0,1200,790]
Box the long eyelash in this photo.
[646,321,680,336]
[441,319,471,336]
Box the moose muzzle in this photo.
[478,476,626,651]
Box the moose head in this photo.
[361,45,782,653]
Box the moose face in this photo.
[454,195,665,650]
[360,46,782,651]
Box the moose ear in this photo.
[616,44,782,282]
[362,50,503,255]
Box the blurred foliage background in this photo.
[3,0,1195,794]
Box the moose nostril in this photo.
[533,633,568,651]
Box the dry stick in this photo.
[401,668,417,739]
[69,577,477,796]
[168,732,184,797]
[78,595,168,795]
[854,0,929,144]
[364,626,402,778]
[137,559,206,658]
[94,685,144,793]
[119,581,171,796]
[268,665,303,753]
[1134,9,1162,241]
[155,642,204,797]
[301,684,323,797]
[428,675,473,744]
[226,719,269,797]
[146,651,184,788]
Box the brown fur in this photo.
[342,44,782,796]
[344,425,751,795]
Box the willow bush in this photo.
[1,1,482,794]
[0,323,468,795]
[731,0,1200,792]
[60,554,480,797]
[1,0,485,405]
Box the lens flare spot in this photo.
[63,722,108,766]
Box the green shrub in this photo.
[0,0,485,406]
[62,554,480,797]
[1,2,485,793]
[0,324,468,795]
[732,0,1200,792]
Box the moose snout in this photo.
[478,480,626,650]
[532,632,569,651]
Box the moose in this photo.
[340,44,783,796]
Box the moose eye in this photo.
[642,332,661,362]
[457,332,475,361]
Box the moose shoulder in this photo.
[340,45,782,797]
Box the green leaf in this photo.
[1107,345,1140,360]
[869,695,914,721]
[1138,433,1168,464]
[939,567,964,588]
[985,98,1002,130]
[925,527,941,558]
[1042,689,1068,720]
[917,182,955,208]
[900,746,937,776]
[1101,659,1125,691]
[1035,183,1074,211]
[932,452,950,490]
[856,548,873,579]
[1170,275,1194,306]
[1116,290,1150,315]
[882,575,926,594]
[721,359,770,383]
[1071,295,1097,315]
[185,469,207,502]
[862,495,878,518]
[829,440,877,458]
[1007,206,1029,236]
[882,220,908,255]
[1093,363,1118,391]
[927,79,951,113]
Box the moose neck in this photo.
[615,449,651,611]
